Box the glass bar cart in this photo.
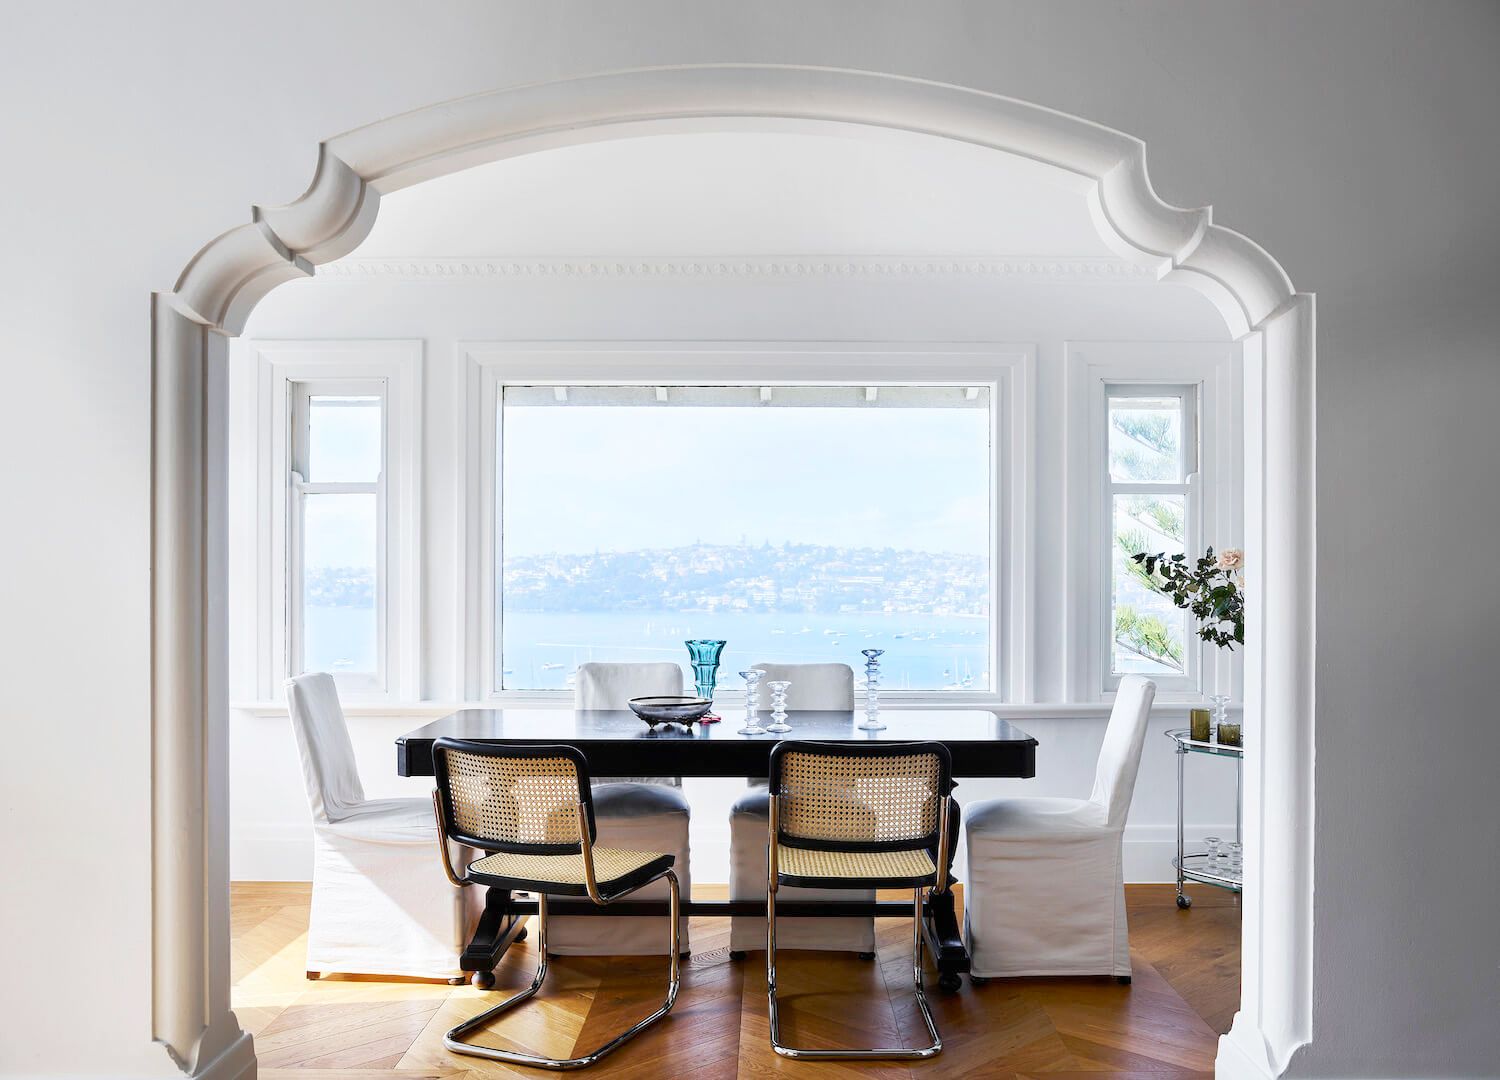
[1165,728,1243,908]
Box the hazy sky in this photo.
[502,404,991,558]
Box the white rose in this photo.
[1217,548,1245,572]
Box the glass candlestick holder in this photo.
[860,648,886,731]
[1210,694,1232,742]
[765,680,792,733]
[738,669,767,736]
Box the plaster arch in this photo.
[152,65,1313,1080]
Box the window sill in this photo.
[230,697,1238,720]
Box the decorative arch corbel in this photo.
[152,65,1312,1080]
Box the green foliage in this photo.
[1130,546,1244,650]
[1114,603,1185,671]
[1109,411,1178,481]
[1145,500,1184,540]
[1112,411,1176,457]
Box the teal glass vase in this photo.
[685,639,727,702]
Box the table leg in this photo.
[923,888,968,993]
[460,886,529,988]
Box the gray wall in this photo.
[1,2,1497,1076]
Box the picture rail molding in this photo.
[313,254,1155,283]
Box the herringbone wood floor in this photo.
[233,881,1239,1079]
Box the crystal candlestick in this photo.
[685,639,727,705]
[765,680,792,733]
[1210,694,1232,741]
[738,669,767,736]
[860,649,886,731]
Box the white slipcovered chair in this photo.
[544,661,693,955]
[727,661,875,957]
[963,675,1157,981]
[286,673,483,981]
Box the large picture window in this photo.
[495,383,994,692]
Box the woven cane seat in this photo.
[467,847,674,896]
[776,845,937,888]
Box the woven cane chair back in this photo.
[432,738,595,854]
[768,741,952,852]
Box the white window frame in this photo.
[1066,342,1241,702]
[1102,382,1200,693]
[460,342,1035,706]
[251,340,422,702]
[287,379,388,692]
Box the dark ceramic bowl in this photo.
[628,695,714,726]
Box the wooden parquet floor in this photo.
[233,881,1239,1079]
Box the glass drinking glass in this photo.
[1224,841,1243,870]
[1203,835,1222,871]
[860,648,886,731]
[685,639,727,703]
[765,680,792,733]
[738,669,767,735]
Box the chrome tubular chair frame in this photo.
[764,741,952,1060]
[431,740,681,1070]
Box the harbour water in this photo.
[499,609,989,692]
[303,606,991,692]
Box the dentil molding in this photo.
[313,254,1156,283]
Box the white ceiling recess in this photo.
[345,131,1122,261]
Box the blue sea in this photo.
[303,606,991,692]
[499,610,989,692]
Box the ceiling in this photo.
[347,130,1120,260]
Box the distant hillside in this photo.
[501,542,986,616]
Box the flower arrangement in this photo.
[1129,546,1244,649]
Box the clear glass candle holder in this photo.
[860,648,886,731]
[765,680,792,733]
[1210,694,1232,739]
[738,669,767,736]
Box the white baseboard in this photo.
[1216,1015,1284,1080]
[192,1031,256,1080]
[231,823,315,881]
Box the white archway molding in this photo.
[152,65,1313,1080]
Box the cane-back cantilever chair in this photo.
[431,738,681,1069]
[728,663,874,959]
[765,740,955,1060]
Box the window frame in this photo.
[251,340,423,702]
[1066,342,1240,702]
[287,379,388,692]
[1101,382,1200,692]
[462,342,1035,706]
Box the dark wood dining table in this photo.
[396,707,1037,991]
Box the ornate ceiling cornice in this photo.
[312,254,1157,284]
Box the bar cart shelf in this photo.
[1165,728,1243,908]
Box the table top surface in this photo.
[395,708,1037,778]
[398,708,1036,747]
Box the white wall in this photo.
[227,269,1238,885]
[2,3,1497,1077]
